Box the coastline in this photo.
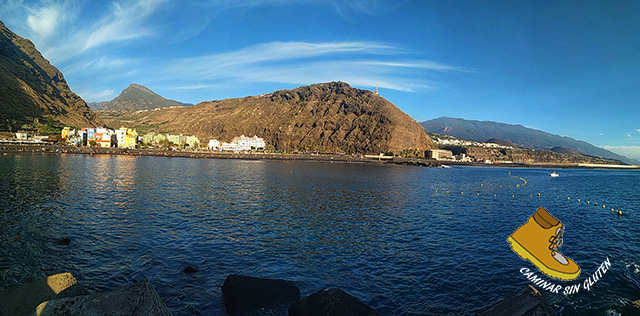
[1,144,638,170]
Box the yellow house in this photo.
[124,129,138,148]
[61,127,71,139]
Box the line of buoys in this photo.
[534,192,623,218]
[431,173,624,218]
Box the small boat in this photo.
[440,164,452,168]
[550,171,559,177]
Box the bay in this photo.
[1,153,639,315]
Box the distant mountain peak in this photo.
[100,84,192,112]
[127,83,154,94]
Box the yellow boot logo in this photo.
[508,207,581,280]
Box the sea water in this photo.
[0,153,639,315]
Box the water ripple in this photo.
[1,155,639,315]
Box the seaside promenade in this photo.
[1,144,638,169]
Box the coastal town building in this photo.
[166,134,183,146]
[220,142,237,152]
[433,136,513,149]
[428,149,453,160]
[185,135,200,148]
[124,129,138,148]
[15,130,28,140]
[66,129,85,146]
[208,139,220,150]
[61,127,71,139]
[231,135,266,151]
[141,132,200,148]
[61,127,137,148]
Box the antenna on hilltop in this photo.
[374,82,379,95]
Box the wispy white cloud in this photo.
[26,3,61,38]
[626,129,640,137]
[63,56,141,75]
[354,60,474,72]
[191,0,400,16]
[167,41,460,93]
[2,0,170,63]
[83,0,167,51]
[171,41,398,77]
[326,0,406,18]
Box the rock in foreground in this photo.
[289,288,380,316]
[477,285,555,316]
[0,272,88,316]
[222,274,300,316]
[34,278,173,316]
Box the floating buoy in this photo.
[567,197,570,200]
[447,191,450,194]
[461,192,464,195]
[481,183,484,186]
[603,205,606,209]
[577,199,580,202]
[477,193,480,196]
[512,195,515,198]
[517,184,520,187]
[617,210,622,216]
[595,202,598,206]
[611,208,615,212]
[587,201,590,204]
[494,194,497,197]
[537,193,541,197]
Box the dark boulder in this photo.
[0,272,88,316]
[221,274,300,316]
[477,285,555,316]
[288,288,379,316]
[34,278,173,316]
[621,298,640,315]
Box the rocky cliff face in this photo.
[0,21,99,130]
[104,82,433,154]
[100,84,190,112]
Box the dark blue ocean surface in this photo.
[1,153,639,315]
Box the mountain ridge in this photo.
[99,82,433,154]
[421,116,638,164]
[0,20,100,129]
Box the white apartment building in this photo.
[208,139,221,150]
[231,135,266,151]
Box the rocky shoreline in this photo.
[1,144,638,169]
[0,272,540,316]
[10,271,640,315]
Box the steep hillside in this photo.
[421,117,638,164]
[102,82,433,154]
[0,21,99,130]
[100,84,191,112]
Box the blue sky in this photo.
[1,0,639,160]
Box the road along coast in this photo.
[1,144,638,169]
